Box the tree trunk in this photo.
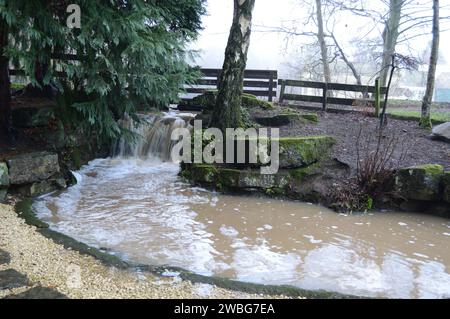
[0,15,11,136]
[210,0,256,131]
[420,0,439,129]
[379,0,402,89]
[315,0,331,86]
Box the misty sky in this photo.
[191,0,450,78]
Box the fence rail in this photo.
[183,69,278,102]
[278,79,387,115]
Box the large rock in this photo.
[278,136,335,169]
[443,172,450,203]
[395,164,444,201]
[7,152,60,185]
[0,162,9,186]
[288,159,351,203]
[182,159,350,201]
[431,122,450,143]
[184,164,290,192]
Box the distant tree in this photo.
[210,0,256,130]
[379,0,402,89]
[420,0,440,129]
[315,0,332,86]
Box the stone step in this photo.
[0,269,29,290]
[0,249,11,265]
[3,286,68,299]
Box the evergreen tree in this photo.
[0,0,205,140]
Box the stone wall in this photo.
[0,152,66,200]
[394,165,450,214]
[181,135,352,206]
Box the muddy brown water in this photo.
[32,158,450,299]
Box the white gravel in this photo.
[0,204,290,299]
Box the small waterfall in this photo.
[113,112,193,161]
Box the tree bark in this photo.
[315,0,331,86]
[0,15,11,136]
[379,0,402,89]
[210,0,255,131]
[420,0,439,129]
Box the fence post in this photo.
[322,83,328,111]
[279,80,285,104]
[268,72,274,102]
[374,78,380,117]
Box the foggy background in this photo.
[189,0,450,100]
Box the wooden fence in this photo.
[183,68,278,102]
[278,79,388,115]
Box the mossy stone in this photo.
[188,91,272,110]
[241,93,273,110]
[277,136,335,169]
[190,164,218,184]
[255,114,317,127]
[7,151,60,185]
[395,164,444,201]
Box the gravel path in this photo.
[0,204,286,299]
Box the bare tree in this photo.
[315,0,332,85]
[379,0,402,89]
[210,0,256,131]
[420,0,439,129]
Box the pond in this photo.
[29,112,450,299]
[32,157,450,299]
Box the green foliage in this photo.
[1,0,205,141]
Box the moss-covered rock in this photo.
[255,113,317,127]
[189,164,218,184]
[443,172,450,203]
[187,91,272,110]
[242,93,273,110]
[395,164,444,201]
[277,136,335,169]
[184,164,291,192]
[0,162,9,187]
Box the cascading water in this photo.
[31,111,450,299]
[112,112,192,161]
